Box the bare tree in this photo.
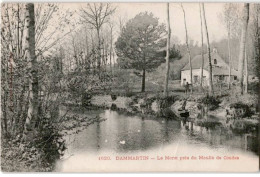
[252,4,260,89]
[202,3,214,96]
[80,3,116,71]
[220,3,239,89]
[117,15,128,35]
[109,22,114,73]
[227,19,232,90]
[23,3,38,140]
[199,4,204,89]
[244,48,248,93]
[34,4,75,57]
[238,3,249,94]
[164,3,171,97]
[181,3,193,93]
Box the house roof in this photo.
[181,51,238,76]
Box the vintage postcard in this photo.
[1,2,259,172]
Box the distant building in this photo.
[181,48,238,86]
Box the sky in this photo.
[63,2,242,44]
[114,3,228,44]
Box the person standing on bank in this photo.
[185,82,189,95]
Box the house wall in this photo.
[181,69,238,87]
[214,75,237,83]
[181,69,209,86]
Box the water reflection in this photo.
[63,109,258,157]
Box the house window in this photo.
[214,59,217,64]
[194,75,199,83]
[183,78,186,84]
[234,76,237,80]
[219,75,224,81]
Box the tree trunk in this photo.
[97,28,101,72]
[9,53,13,110]
[199,4,204,89]
[23,3,38,140]
[228,22,232,89]
[113,50,115,70]
[181,4,193,93]
[141,69,146,92]
[17,4,20,58]
[244,49,248,93]
[254,6,260,97]
[110,26,113,73]
[238,3,249,95]
[164,3,171,97]
[202,3,214,96]
[85,33,89,67]
[16,86,25,135]
[3,90,8,137]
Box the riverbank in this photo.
[1,106,106,172]
[54,91,259,172]
[87,91,259,134]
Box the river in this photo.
[55,108,259,172]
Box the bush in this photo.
[1,137,43,172]
[200,95,221,111]
[125,91,135,97]
[157,95,176,109]
[1,104,66,172]
[34,116,66,170]
[1,118,65,172]
[229,102,254,118]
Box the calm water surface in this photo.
[56,108,258,172]
[62,109,257,154]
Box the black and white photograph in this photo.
[1,1,259,172]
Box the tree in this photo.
[202,3,214,96]
[181,4,193,93]
[244,49,248,93]
[109,22,114,73]
[220,3,239,89]
[252,4,260,92]
[115,12,166,92]
[238,3,249,94]
[23,3,38,140]
[199,4,204,89]
[80,3,116,72]
[164,3,171,97]
[1,3,75,138]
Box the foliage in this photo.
[200,95,221,110]
[1,116,65,172]
[230,120,258,134]
[1,138,44,172]
[34,116,65,168]
[156,95,176,109]
[115,12,166,72]
[229,102,254,118]
[111,69,139,95]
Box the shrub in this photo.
[1,117,65,172]
[155,95,176,109]
[200,95,221,111]
[125,90,135,97]
[34,115,66,170]
[229,102,254,118]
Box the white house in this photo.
[181,48,238,86]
